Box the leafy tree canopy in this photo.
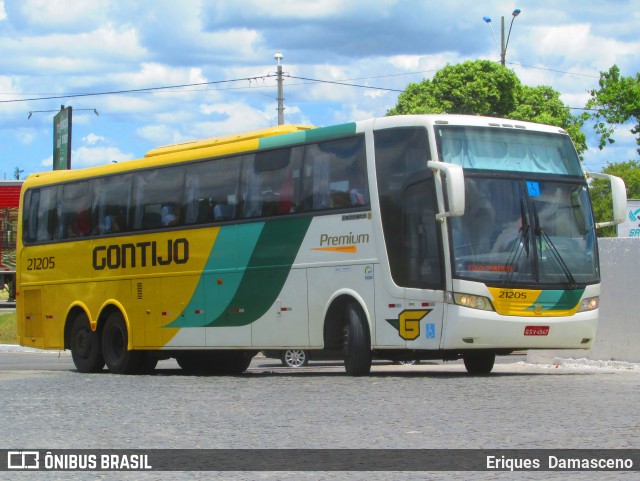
[586,65,640,155]
[387,60,586,155]
[589,160,640,237]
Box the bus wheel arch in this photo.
[66,307,104,373]
[323,293,372,376]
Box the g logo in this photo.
[398,310,431,340]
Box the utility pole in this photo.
[500,16,506,66]
[275,51,284,125]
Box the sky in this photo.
[1,0,639,180]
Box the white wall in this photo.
[528,237,640,363]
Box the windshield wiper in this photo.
[533,203,577,288]
[503,200,530,284]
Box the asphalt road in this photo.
[0,349,638,480]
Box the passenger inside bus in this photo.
[161,203,179,226]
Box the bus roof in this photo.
[145,124,315,158]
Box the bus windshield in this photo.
[435,124,598,287]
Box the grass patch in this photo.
[0,312,17,344]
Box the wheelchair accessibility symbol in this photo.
[425,323,436,339]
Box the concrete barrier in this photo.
[527,237,640,364]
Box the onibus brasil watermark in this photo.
[2,449,638,472]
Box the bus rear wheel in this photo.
[463,352,496,375]
[343,302,371,376]
[69,313,104,373]
[101,311,142,374]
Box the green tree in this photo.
[512,85,586,154]
[388,60,587,155]
[586,65,640,155]
[589,160,640,237]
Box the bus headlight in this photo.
[577,296,599,312]
[448,292,495,311]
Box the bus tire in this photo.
[136,352,159,374]
[463,351,496,375]
[176,352,200,373]
[69,312,104,373]
[101,311,142,374]
[343,302,371,376]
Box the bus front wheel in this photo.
[343,302,372,376]
[69,313,104,373]
[463,352,496,375]
[101,312,142,374]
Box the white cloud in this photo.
[14,0,109,31]
[82,133,104,145]
[0,24,147,77]
[136,124,185,146]
[211,0,379,21]
[528,23,640,71]
[193,101,274,137]
[14,128,37,145]
[0,1,6,21]
[40,145,136,169]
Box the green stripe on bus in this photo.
[166,217,312,328]
[167,223,264,328]
[305,123,356,143]
[258,123,356,150]
[208,216,312,327]
[525,289,585,312]
[259,131,308,149]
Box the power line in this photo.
[0,64,604,114]
[285,75,404,92]
[0,75,277,104]
[508,61,601,79]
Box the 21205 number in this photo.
[498,291,527,299]
[26,256,56,270]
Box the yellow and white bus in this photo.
[16,115,626,375]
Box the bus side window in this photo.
[133,166,184,230]
[34,186,58,241]
[94,174,132,235]
[185,156,241,225]
[59,181,92,239]
[302,136,368,212]
[23,189,40,243]
[241,148,298,219]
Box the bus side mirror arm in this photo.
[427,161,465,221]
[586,172,627,228]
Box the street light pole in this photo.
[484,8,521,66]
[502,8,522,66]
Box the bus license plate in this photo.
[524,326,549,336]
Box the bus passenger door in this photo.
[400,179,445,350]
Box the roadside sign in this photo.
[53,106,72,170]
